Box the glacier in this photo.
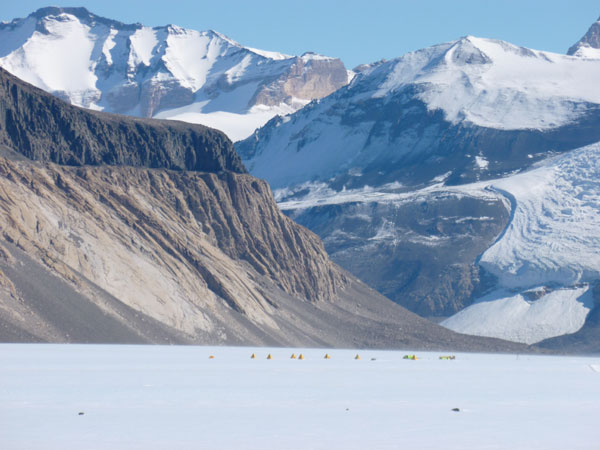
[443,143,600,343]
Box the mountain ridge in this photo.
[0,66,245,173]
[0,7,350,141]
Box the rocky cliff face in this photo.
[252,54,349,107]
[284,190,509,317]
[0,157,345,344]
[0,67,245,173]
[0,145,531,350]
[0,7,350,140]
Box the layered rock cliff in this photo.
[0,149,532,350]
[0,156,344,344]
[0,67,244,173]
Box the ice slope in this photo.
[240,36,600,187]
[479,143,600,289]
[442,287,595,345]
[441,143,600,343]
[372,37,600,130]
[0,8,348,141]
[2,345,599,450]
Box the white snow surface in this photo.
[155,95,300,142]
[2,344,599,450]
[371,36,600,130]
[571,45,600,59]
[0,11,339,141]
[479,142,600,289]
[0,14,99,103]
[442,286,595,344]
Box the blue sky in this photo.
[2,1,598,68]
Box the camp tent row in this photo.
[208,353,457,360]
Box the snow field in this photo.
[442,286,595,344]
[0,12,324,141]
[373,36,600,130]
[443,143,600,343]
[1,345,599,450]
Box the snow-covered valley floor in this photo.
[1,345,598,450]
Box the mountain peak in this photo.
[568,16,600,57]
[26,6,139,30]
[0,7,349,140]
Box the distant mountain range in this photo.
[237,20,600,349]
[0,7,350,141]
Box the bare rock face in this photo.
[0,158,347,343]
[0,67,245,173]
[286,193,509,317]
[139,80,196,118]
[0,156,534,352]
[568,16,600,56]
[252,55,349,107]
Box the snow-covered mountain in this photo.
[237,22,600,345]
[568,16,600,58]
[0,7,350,141]
[239,36,600,188]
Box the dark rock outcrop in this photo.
[286,193,508,317]
[0,67,245,173]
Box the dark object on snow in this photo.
[451,408,460,412]
[78,412,85,416]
